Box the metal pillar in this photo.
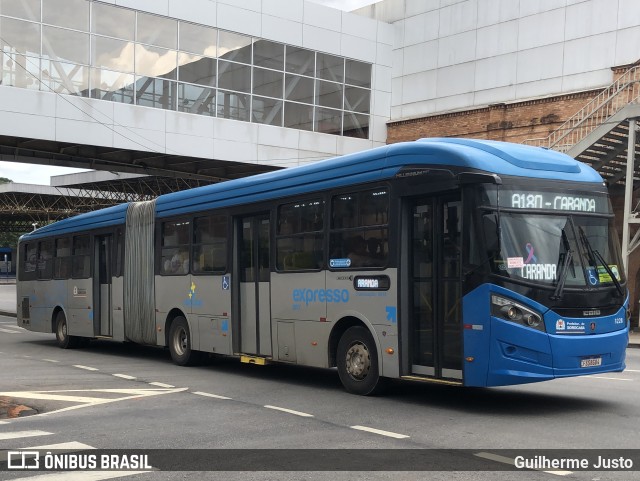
[622,119,639,278]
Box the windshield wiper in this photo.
[578,226,624,296]
[551,248,573,301]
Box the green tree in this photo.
[0,177,12,184]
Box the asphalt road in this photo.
[1,314,640,481]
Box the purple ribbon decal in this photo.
[524,243,537,264]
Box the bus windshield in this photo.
[476,185,625,289]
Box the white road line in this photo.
[192,391,232,400]
[0,430,53,441]
[73,365,99,371]
[0,442,95,462]
[42,359,60,363]
[0,328,20,334]
[0,421,9,425]
[590,376,632,381]
[264,405,314,417]
[112,374,136,380]
[624,369,640,372]
[474,452,572,476]
[350,425,409,439]
[148,382,174,388]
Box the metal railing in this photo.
[523,65,640,152]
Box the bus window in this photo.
[276,199,324,271]
[161,220,190,275]
[21,243,38,281]
[330,188,388,269]
[192,215,227,274]
[114,227,124,277]
[54,238,72,279]
[37,240,53,280]
[72,235,91,278]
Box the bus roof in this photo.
[21,138,602,241]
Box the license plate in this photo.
[580,357,602,368]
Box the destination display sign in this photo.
[500,190,610,213]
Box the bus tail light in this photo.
[491,295,545,332]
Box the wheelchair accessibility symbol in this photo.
[222,275,230,290]
[586,268,599,286]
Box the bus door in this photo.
[408,195,463,380]
[94,234,113,337]
[235,214,272,356]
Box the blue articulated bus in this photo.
[16,138,629,395]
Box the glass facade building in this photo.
[0,0,372,138]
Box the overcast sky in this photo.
[0,0,378,186]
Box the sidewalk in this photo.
[0,283,639,347]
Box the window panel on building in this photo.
[43,0,89,31]
[345,59,371,88]
[315,79,342,109]
[178,53,215,87]
[90,68,134,103]
[0,17,40,56]
[285,74,313,104]
[218,30,251,64]
[135,44,177,80]
[218,60,250,93]
[91,36,134,72]
[284,101,313,131]
[315,107,341,135]
[42,26,89,64]
[253,40,284,70]
[253,67,282,98]
[42,59,89,96]
[317,52,343,83]
[91,3,135,41]
[1,52,40,89]
[137,12,177,49]
[135,76,176,110]
[344,85,370,114]
[0,0,40,21]
[343,111,369,139]
[285,46,314,76]
[252,96,282,126]
[178,83,215,116]
[217,89,249,121]
[179,21,216,57]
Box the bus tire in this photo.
[337,326,384,395]
[55,311,78,349]
[168,316,200,366]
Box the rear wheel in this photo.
[168,316,201,366]
[55,311,78,349]
[337,326,385,395]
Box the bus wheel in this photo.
[168,316,200,366]
[337,326,384,395]
[55,311,78,349]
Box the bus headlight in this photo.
[491,295,545,332]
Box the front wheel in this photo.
[168,316,201,366]
[55,311,78,349]
[337,326,384,395]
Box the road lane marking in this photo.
[7,471,152,480]
[148,382,174,388]
[474,452,572,476]
[0,441,96,462]
[112,374,136,380]
[192,391,232,400]
[590,376,632,381]
[42,359,60,363]
[0,421,9,425]
[73,365,99,371]
[264,405,314,417]
[0,430,53,441]
[350,425,409,439]
[624,369,640,372]
[0,328,20,334]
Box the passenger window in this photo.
[330,188,389,269]
[72,235,91,278]
[37,240,53,280]
[276,199,324,271]
[161,220,190,275]
[192,215,227,274]
[54,237,72,279]
[21,243,37,281]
